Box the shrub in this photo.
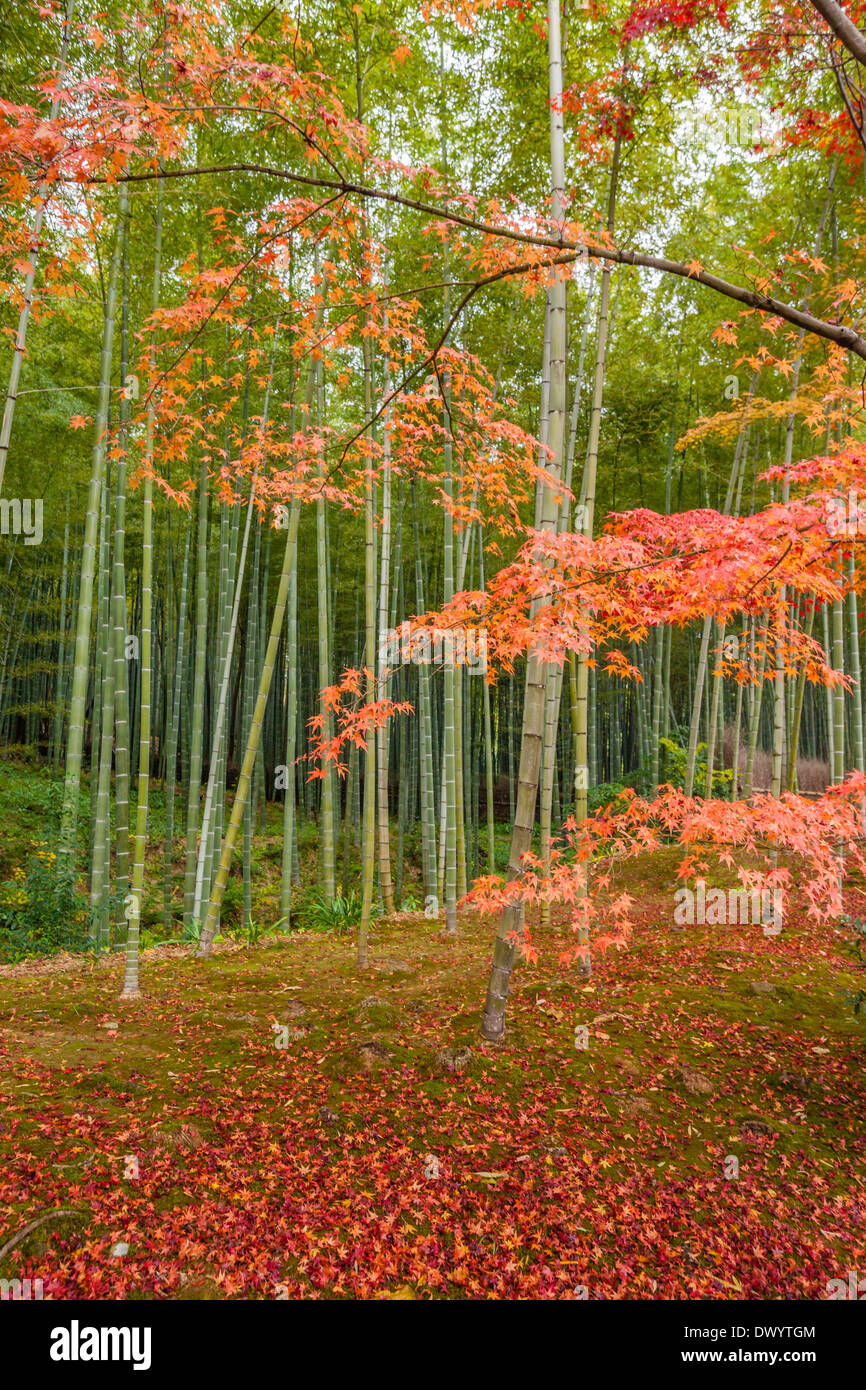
[658,736,732,795]
[587,780,630,815]
[296,888,363,934]
[841,915,866,1016]
[0,847,92,962]
[221,914,287,948]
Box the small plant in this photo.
[840,915,866,1016]
[658,737,731,795]
[296,888,363,934]
[587,780,629,815]
[181,918,205,946]
[0,847,92,962]
[222,914,287,948]
[848,986,866,1016]
[250,914,286,947]
[220,879,244,922]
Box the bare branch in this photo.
[73,161,866,362]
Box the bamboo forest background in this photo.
[0,0,861,977]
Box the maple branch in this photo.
[325,253,559,475]
[74,162,866,362]
[156,102,350,183]
[76,160,567,247]
[807,0,866,65]
[738,540,794,602]
[244,6,279,46]
[142,191,345,413]
[541,541,807,615]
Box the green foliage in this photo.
[658,737,732,796]
[220,879,244,923]
[587,780,630,814]
[181,918,205,946]
[840,915,866,1017]
[222,914,287,949]
[657,737,687,786]
[0,848,92,962]
[296,888,363,934]
[297,821,320,850]
[0,766,70,874]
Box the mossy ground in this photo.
[0,834,863,1298]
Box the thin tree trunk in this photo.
[280,498,301,923]
[358,328,377,963]
[481,0,568,1039]
[375,317,396,913]
[685,373,757,796]
[111,204,132,938]
[162,521,191,931]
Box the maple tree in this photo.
[0,0,864,1308]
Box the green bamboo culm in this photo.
[111,196,132,940]
[315,349,337,899]
[412,483,438,907]
[358,326,377,966]
[182,422,210,928]
[375,311,396,914]
[198,502,302,954]
[162,520,192,931]
[123,164,164,996]
[51,492,71,776]
[279,499,301,925]
[58,174,127,867]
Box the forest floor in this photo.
[1,846,865,1300]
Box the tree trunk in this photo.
[480,0,568,1040]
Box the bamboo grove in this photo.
[3,0,866,1040]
